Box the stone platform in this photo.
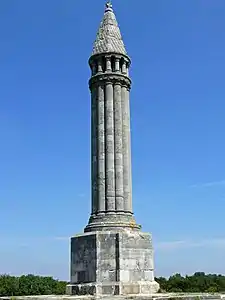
[1,293,225,300]
[66,230,159,296]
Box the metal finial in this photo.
[105,1,113,12]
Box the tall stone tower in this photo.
[67,2,159,296]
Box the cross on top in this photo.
[105,1,113,12]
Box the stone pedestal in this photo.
[66,230,159,296]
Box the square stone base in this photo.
[67,230,159,296]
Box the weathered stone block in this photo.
[67,230,159,296]
[70,233,96,284]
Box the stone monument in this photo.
[66,2,159,296]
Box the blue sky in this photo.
[0,0,225,280]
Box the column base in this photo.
[84,212,141,232]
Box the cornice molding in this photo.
[89,72,132,90]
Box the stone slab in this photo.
[68,230,159,296]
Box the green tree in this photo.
[1,273,225,295]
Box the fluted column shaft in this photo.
[91,80,133,216]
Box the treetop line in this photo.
[0,273,224,296]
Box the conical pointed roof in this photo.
[92,2,127,56]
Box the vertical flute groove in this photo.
[91,87,97,214]
[105,82,116,211]
[121,85,132,213]
[114,83,124,211]
[126,87,132,212]
[97,84,105,212]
